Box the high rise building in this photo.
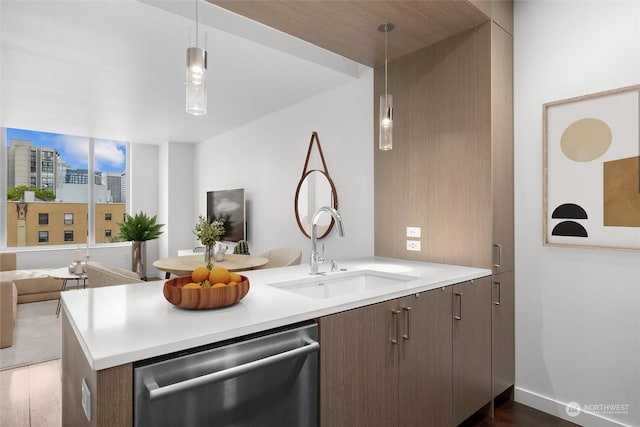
[7,139,57,191]
[106,172,123,203]
[121,172,126,204]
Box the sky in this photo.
[6,128,126,173]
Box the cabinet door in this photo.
[319,300,399,427]
[492,271,514,397]
[491,21,514,274]
[452,277,492,425]
[398,288,453,427]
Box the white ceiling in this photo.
[0,0,362,144]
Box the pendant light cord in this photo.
[195,0,199,48]
[384,26,388,97]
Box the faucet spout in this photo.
[310,206,344,275]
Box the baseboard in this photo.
[515,387,634,427]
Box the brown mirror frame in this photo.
[294,132,339,239]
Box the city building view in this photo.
[4,128,127,247]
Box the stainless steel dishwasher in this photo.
[133,322,318,427]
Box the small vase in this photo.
[204,244,215,269]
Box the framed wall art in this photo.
[543,84,640,251]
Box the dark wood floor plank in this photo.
[461,400,581,427]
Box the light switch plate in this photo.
[406,227,421,238]
[81,378,91,421]
[406,240,421,251]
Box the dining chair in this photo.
[85,261,145,287]
[255,248,302,269]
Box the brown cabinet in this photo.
[452,277,493,426]
[492,270,515,397]
[318,299,399,426]
[399,288,453,427]
[319,287,453,427]
[491,21,514,275]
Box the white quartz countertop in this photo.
[62,257,490,370]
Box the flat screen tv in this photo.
[206,188,246,242]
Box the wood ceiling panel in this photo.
[208,1,490,67]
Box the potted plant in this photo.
[193,215,225,268]
[117,211,164,280]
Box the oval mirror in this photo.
[294,169,338,239]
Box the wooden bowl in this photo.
[163,274,250,309]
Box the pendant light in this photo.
[186,0,207,115]
[378,23,394,150]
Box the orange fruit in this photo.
[229,273,242,283]
[228,281,238,286]
[212,282,227,288]
[182,282,201,289]
[191,267,209,283]
[209,267,231,284]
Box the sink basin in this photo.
[267,270,419,299]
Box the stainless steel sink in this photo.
[267,270,418,299]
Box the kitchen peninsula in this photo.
[62,257,502,426]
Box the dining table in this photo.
[152,253,269,279]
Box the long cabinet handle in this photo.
[402,306,412,341]
[145,338,319,401]
[493,243,502,268]
[493,280,501,305]
[391,309,401,344]
[453,292,462,320]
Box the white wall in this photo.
[514,2,640,426]
[157,142,195,259]
[193,67,374,263]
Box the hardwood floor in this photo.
[0,359,61,427]
[1,360,578,427]
[463,397,580,427]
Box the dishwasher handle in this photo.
[145,338,319,401]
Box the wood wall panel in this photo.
[491,22,514,273]
[210,1,488,67]
[470,0,514,35]
[62,312,132,427]
[375,23,493,269]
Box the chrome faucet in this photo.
[310,206,345,275]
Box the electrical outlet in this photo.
[406,240,421,251]
[406,227,421,238]
[81,378,91,421]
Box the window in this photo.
[105,229,112,238]
[38,231,49,243]
[4,128,128,247]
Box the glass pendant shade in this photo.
[186,46,207,115]
[379,94,393,150]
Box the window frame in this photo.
[2,128,131,249]
[64,213,74,225]
[64,230,74,242]
[38,213,49,225]
[38,231,49,243]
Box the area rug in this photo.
[0,300,60,370]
